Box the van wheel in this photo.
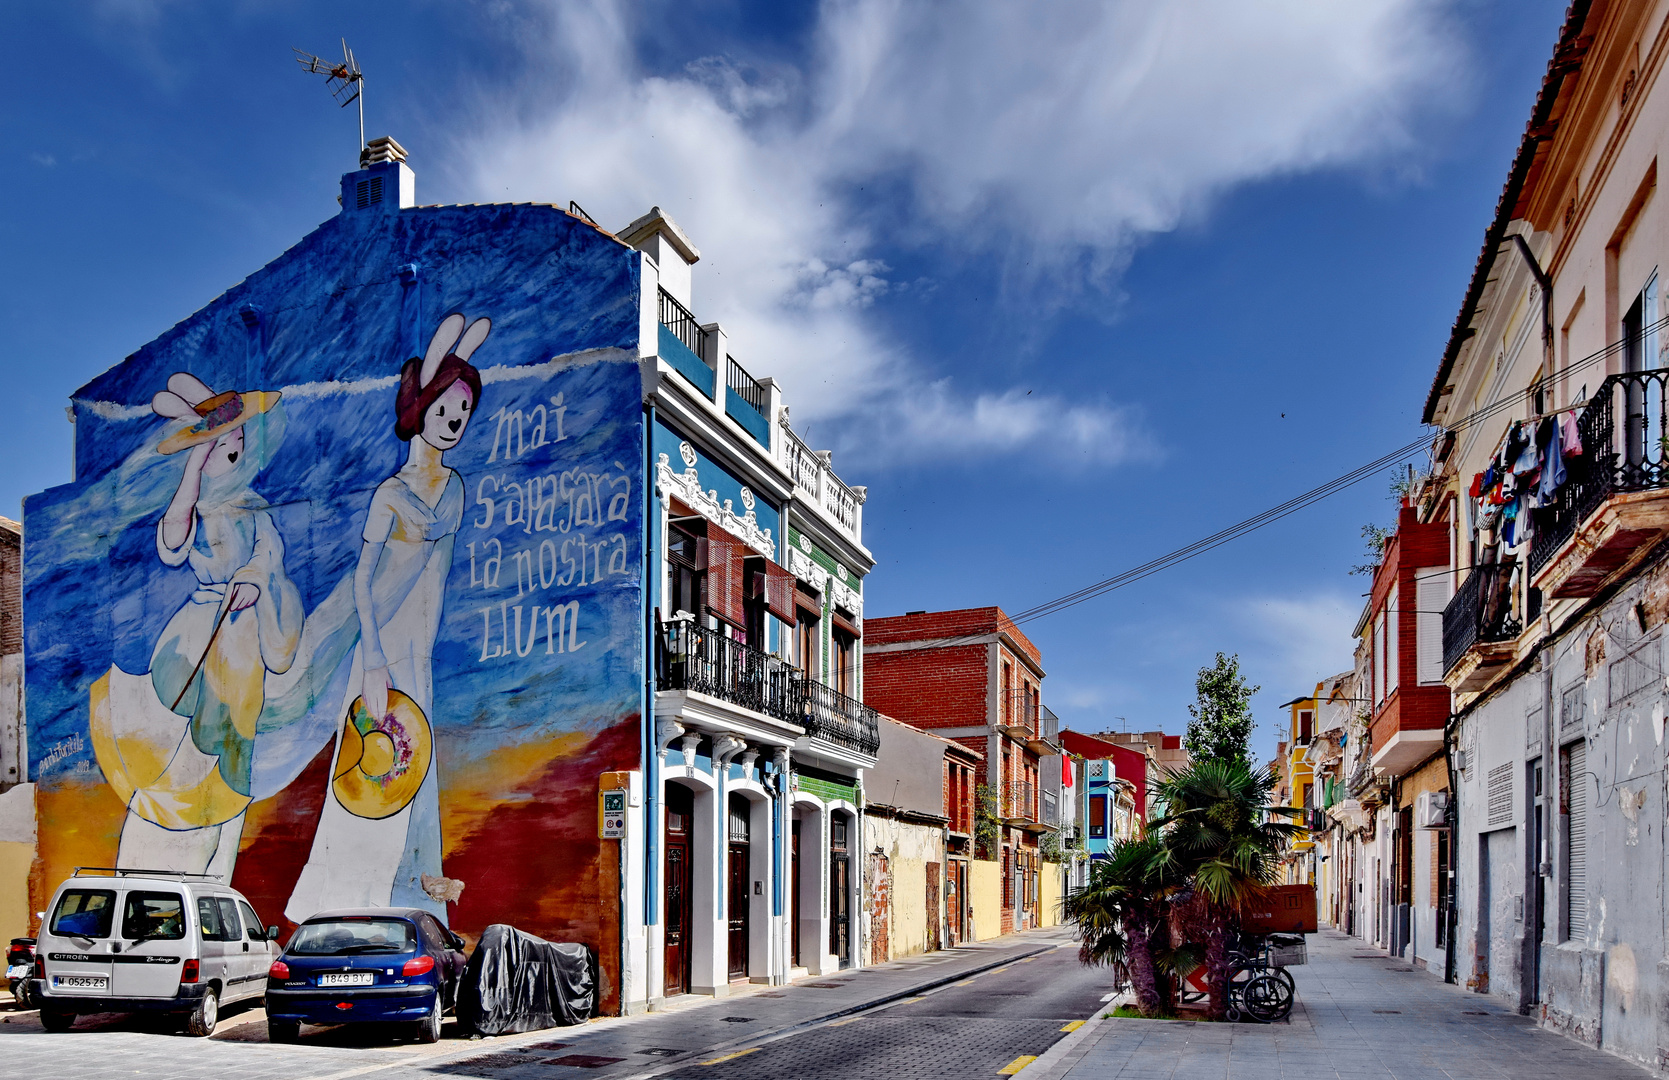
[185,987,219,1037]
[267,1019,299,1044]
[414,998,442,1044]
[39,1007,74,1032]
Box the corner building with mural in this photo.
[22,142,878,1017]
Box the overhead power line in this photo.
[880,313,1669,653]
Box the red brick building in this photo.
[863,607,1058,934]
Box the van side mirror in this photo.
[266,925,281,942]
[447,932,466,951]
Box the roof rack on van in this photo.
[71,867,226,881]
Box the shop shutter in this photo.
[704,522,747,629]
[763,560,798,626]
[1567,740,1588,940]
[1416,573,1451,685]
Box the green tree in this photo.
[1148,761,1303,1021]
[1184,652,1258,770]
[1061,836,1178,1016]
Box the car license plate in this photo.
[6,964,30,979]
[318,972,374,987]
[54,975,107,990]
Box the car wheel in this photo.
[414,997,442,1044]
[267,1019,299,1044]
[185,987,219,1037]
[39,1007,75,1032]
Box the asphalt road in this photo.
[652,944,1116,1080]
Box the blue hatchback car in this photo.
[264,908,468,1043]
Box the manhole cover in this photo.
[1372,1010,1401,1014]
[806,982,849,988]
[753,992,788,998]
[529,1042,570,1051]
[637,1048,682,1057]
[543,1055,624,1069]
[720,1016,753,1023]
[1462,1011,1490,1016]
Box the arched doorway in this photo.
[829,810,851,966]
[727,792,750,981]
[664,783,694,996]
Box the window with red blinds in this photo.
[704,522,747,629]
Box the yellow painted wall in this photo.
[888,857,929,959]
[970,858,1002,941]
[1040,862,1063,928]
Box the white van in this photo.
[31,868,281,1036]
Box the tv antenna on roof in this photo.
[294,39,365,162]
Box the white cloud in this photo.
[1234,591,1359,704]
[460,0,1464,463]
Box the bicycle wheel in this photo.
[1240,974,1293,1023]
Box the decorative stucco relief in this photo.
[657,448,776,560]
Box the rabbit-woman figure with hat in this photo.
[92,373,304,877]
[285,314,487,921]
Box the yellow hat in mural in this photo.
[153,372,281,456]
[332,690,433,820]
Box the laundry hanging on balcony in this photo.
[1468,409,1586,553]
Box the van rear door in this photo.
[110,890,189,998]
[42,886,118,999]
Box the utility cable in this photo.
[879,315,1669,652]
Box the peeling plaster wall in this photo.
[1455,556,1669,1070]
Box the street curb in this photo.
[615,937,1067,1079]
[1015,1013,1108,1080]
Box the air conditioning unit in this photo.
[1415,791,1450,829]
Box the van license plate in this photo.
[55,975,107,990]
[319,973,374,987]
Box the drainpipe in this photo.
[1443,710,1460,985]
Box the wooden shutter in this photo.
[704,522,747,629]
[1416,573,1451,685]
[764,560,798,626]
[1567,741,1588,940]
[832,610,862,640]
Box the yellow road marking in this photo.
[1060,1020,1084,1032]
[998,1056,1038,1075]
[902,996,926,1003]
[825,1017,861,1027]
[955,979,977,986]
[1018,957,1036,963]
[700,1048,760,1065]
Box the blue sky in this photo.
[1,1,1568,765]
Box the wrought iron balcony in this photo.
[656,619,804,725]
[797,678,882,758]
[1531,368,1669,596]
[1441,564,1520,675]
[1002,779,1037,822]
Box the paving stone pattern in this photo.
[1033,929,1655,1080]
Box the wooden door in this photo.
[829,813,850,964]
[727,793,750,981]
[926,860,941,952]
[791,818,802,966]
[663,784,693,997]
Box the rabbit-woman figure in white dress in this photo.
[285,314,487,922]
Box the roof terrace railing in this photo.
[782,424,861,533]
[727,355,766,415]
[658,286,709,361]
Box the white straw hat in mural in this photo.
[332,690,434,820]
[152,372,281,455]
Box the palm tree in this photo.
[1148,760,1303,1021]
[1061,835,1175,1016]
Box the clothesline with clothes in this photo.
[1468,408,1584,553]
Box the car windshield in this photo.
[288,918,417,956]
[51,889,116,939]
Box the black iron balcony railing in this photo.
[727,355,766,413]
[657,619,803,724]
[1039,704,1060,745]
[1441,563,1521,674]
[798,678,883,757]
[658,286,709,359]
[1530,367,1669,573]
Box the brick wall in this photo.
[865,640,989,732]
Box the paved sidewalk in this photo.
[0,928,1072,1080]
[1027,929,1653,1080]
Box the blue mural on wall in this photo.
[24,174,646,997]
